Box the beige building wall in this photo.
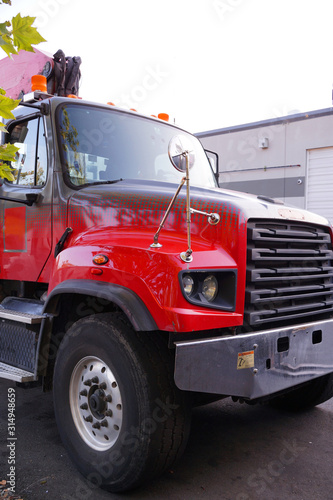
[197,109,333,211]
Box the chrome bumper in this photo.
[174,318,333,399]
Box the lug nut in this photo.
[99,382,107,390]
[80,389,88,397]
[104,394,112,403]
[105,410,113,417]
[84,415,93,423]
[101,419,108,427]
[80,403,88,410]
[83,379,92,386]
[91,376,99,384]
[92,422,101,429]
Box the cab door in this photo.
[0,115,52,282]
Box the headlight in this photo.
[179,269,237,311]
[182,275,194,296]
[202,275,218,302]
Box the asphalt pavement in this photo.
[1,378,333,500]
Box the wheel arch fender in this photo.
[43,279,158,332]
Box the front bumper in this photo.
[174,318,333,399]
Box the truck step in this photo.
[0,307,45,324]
[0,296,47,325]
[0,313,40,372]
[0,362,36,382]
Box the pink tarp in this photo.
[0,48,53,99]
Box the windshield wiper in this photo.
[80,178,123,187]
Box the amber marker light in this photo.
[158,113,169,122]
[91,268,103,275]
[92,254,109,265]
[31,74,47,93]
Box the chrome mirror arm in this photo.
[150,177,186,248]
[150,135,220,262]
[190,208,221,225]
[180,151,193,262]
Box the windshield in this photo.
[57,104,216,189]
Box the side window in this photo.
[7,117,47,187]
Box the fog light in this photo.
[202,275,218,302]
[182,275,194,297]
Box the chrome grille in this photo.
[245,220,333,327]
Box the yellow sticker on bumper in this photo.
[237,350,254,369]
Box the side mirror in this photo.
[151,134,220,262]
[168,135,196,172]
[205,149,219,184]
[26,193,39,206]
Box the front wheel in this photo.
[53,313,191,492]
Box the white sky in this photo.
[1,0,333,133]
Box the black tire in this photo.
[53,312,191,492]
[269,373,333,411]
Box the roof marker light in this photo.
[31,75,47,93]
[158,113,169,122]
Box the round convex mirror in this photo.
[168,135,196,172]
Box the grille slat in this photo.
[250,227,330,242]
[245,220,333,327]
[250,248,333,260]
[250,267,333,282]
[250,288,333,304]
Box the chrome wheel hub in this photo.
[69,356,123,451]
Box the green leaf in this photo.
[0,21,11,35]
[0,34,16,57]
[0,122,8,133]
[0,142,17,181]
[0,1,12,5]
[0,94,20,120]
[0,21,16,56]
[11,13,46,53]
[0,144,18,180]
[0,162,15,181]
[0,143,19,162]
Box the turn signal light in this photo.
[92,254,109,265]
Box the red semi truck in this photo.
[1,54,333,491]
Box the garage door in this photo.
[306,147,333,223]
